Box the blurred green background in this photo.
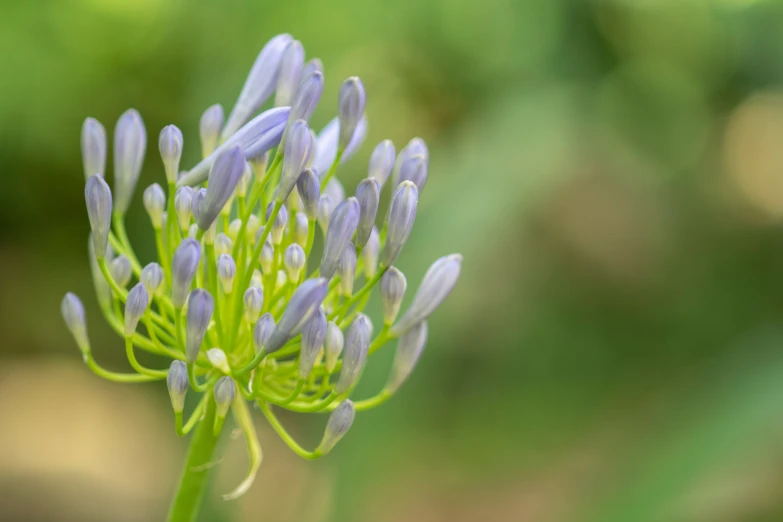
[3,0,783,520]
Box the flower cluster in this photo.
[62,33,461,499]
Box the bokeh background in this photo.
[3,0,783,520]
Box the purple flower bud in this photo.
[275,40,304,107]
[386,321,427,393]
[324,178,345,205]
[259,239,274,275]
[214,233,232,259]
[214,376,236,418]
[338,77,366,151]
[81,117,106,180]
[167,360,189,412]
[124,283,148,337]
[368,140,395,187]
[324,321,344,373]
[85,174,112,257]
[253,313,275,353]
[381,181,418,268]
[140,262,164,296]
[354,179,379,248]
[284,243,306,281]
[143,183,166,229]
[171,238,201,308]
[278,120,312,202]
[217,254,237,294]
[62,292,90,354]
[362,227,380,279]
[193,146,245,230]
[174,186,194,232]
[159,124,183,183]
[393,137,428,186]
[296,168,320,220]
[110,255,132,288]
[222,33,293,139]
[186,289,213,363]
[380,267,406,326]
[391,254,462,336]
[299,306,327,379]
[289,70,324,124]
[339,243,357,296]
[243,287,264,323]
[311,116,368,176]
[302,58,323,79]
[263,278,329,354]
[335,314,371,394]
[320,197,360,280]
[113,109,147,214]
[316,194,335,235]
[397,155,428,192]
[200,104,224,158]
[294,212,309,246]
[316,400,355,454]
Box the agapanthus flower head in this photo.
[62,33,462,504]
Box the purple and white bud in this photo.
[188,224,199,239]
[362,227,380,279]
[380,181,418,268]
[380,267,406,326]
[302,58,323,79]
[278,120,312,202]
[316,194,335,235]
[110,255,132,288]
[284,243,306,281]
[368,140,395,187]
[263,278,329,354]
[113,109,147,214]
[316,400,355,454]
[276,270,288,293]
[299,306,327,379]
[253,313,275,353]
[275,40,304,107]
[391,254,462,336]
[335,314,371,394]
[61,292,90,354]
[217,254,237,294]
[289,70,324,125]
[124,283,148,337]
[339,243,357,297]
[199,104,224,158]
[393,137,428,186]
[397,155,428,192]
[207,348,231,374]
[250,269,264,289]
[354,179,379,248]
[167,360,189,412]
[159,125,183,183]
[386,321,427,393]
[243,287,264,323]
[324,321,344,373]
[214,233,232,259]
[85,174,112,257]
[171,239,201,308]
[294,212,309,246]
[324,178,345,205]
[296,168,320,220]
[185,289,213,363]
[140,262,164,297]
[193,146,245,230]
[143,183,166,229]
[267,203,288,245]
[174,186,194,232]
[222,33,293,139]
[320,197,360,280]
[337,77,366,151]
[214,376,236,418]
[81,117,106,180]
[311,116,368,176]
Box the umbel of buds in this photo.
[63,32,462,511]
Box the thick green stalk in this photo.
[166,396,222,522]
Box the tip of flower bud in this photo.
[159,124,184,183]
[61,292,90,355]
[316,400,355,454]
[124,283,149,337]
[213,376,236,418]
[167,360,189,412]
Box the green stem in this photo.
[166,395,222,522]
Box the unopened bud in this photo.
[380,267,406,326]
[172,239,201,308]
[278,120,312,202]
[320,197,360,280]
[61,292,90,354]
[186,289,213,362]
[213,376,236,418]
[259,240,274,275]
[113,109,147,215]
[193,146,245,230]
[381,181,418,268]
[275,40,304,107]
[140,262,164,296]
[217,254,237,294]
[227,219,242,242]
[81,117,107,180]
[253,313,275,353]
[167,360,189,412]
[143,183,166,229]
[299,306,327,379]
[174,186,194,232]
[284,243,306,282]
[207,348,231,374]
[264,278,328,353]
[316,194,335,235]
[159,124,183,183]
[336,314,371,394]
[267,203,288,245]
[339,243,357,296]
[368,140,395,187]
[354,178,379,248]
[302,58,323,80]
[289,70,324,124]
[337,77,366,151]
[200,104,224,158]
[293,212,309,246]
[214,233,232,259]
[243,287,264,323]
[362,227,380,279]
[110,255,132,288]
[397,154,428,192]
[324,321,344,373]
[316,400,355,454]
[124,283,148,336]
[296,168,320,220]
[386,321,427,393]
[85,174,112,257]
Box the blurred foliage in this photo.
[3,0,783,521]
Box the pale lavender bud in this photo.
[311,116,368,176]
[167,360,189,412]
[393,137,428,186]
[113,109,147,214]
[249,150,269,181]
[324,321,344,373]
[62,292,89,354]
[253,313,275,353]
[275,40,304,107]
[214,377,236,418]
[207,348,231,374]
[81,117,106,179]
[140,262,164,296]
[243,287,264,323]
[174,186,194,232]
[143,183,165,229]
[278,120,312,202]
[316,194,334,235]
[85,174,112,257]
[294,212,309,246]
[335,314,371,394]
[302,58,323,79]
[397,155,428,192]
[380,267,406,326]
[188,224,199,239]
[324,178,345,205]
[339,243,357,296]
[368,140,395,187]
[193,146,245,230]
[200,104,224,158]
[296,168,320,220]
[276,270,288,293]
[159,124,183,183]
[320,197,360,280]
[186,289,213,363]
[217,254,237,294]
[354,178,379,248]
[386,321,427,393]
[289,70,324,124]
[284,243,306,281]
[263,278,328,353]
[110,255,132,288]
[381,181,418,268]
[222,34,293,139]
[259,240,274,274]
[124,283,148,337]
[214,233,232,258]
[250,269,264,289]
[267,203,288,245]
[362,227,380,279]
[299,306,327,379]
[391,254,462,336]
[246,215,261,241]
[316,400,355,454]
[338,77,366,150]
[172,239,201,308]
